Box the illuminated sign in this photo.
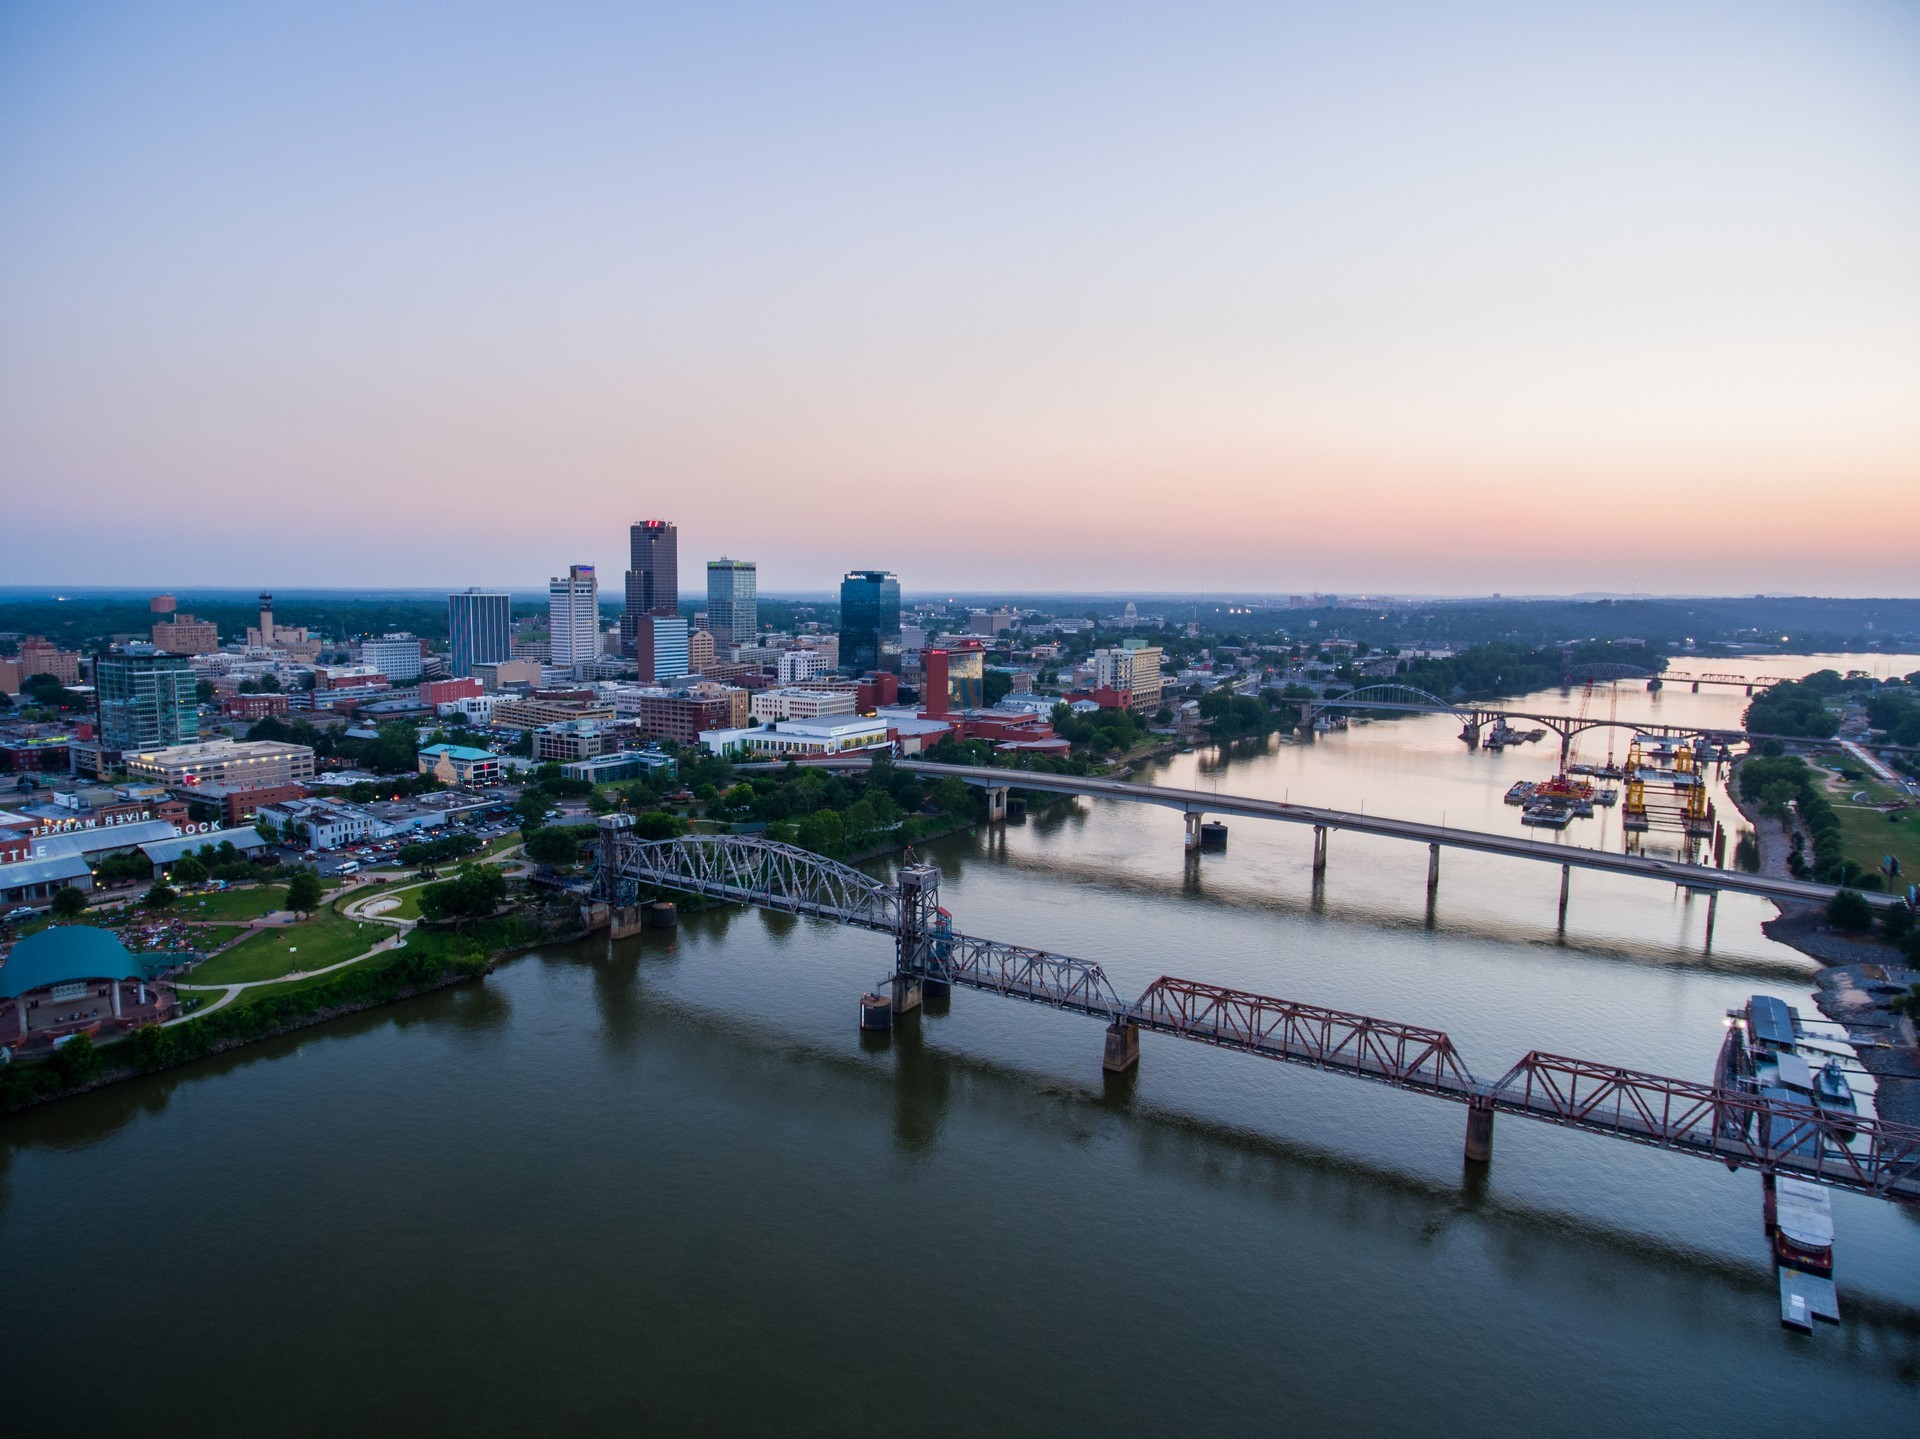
[28,808,155,836]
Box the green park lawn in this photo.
[188,911,389,985]
[172,885,291,922]
[1819,767,1920,890]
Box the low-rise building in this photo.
[257,798,377,850]
[417,743,503,787]
[559,749,678,785]
[698,715,891,759]
[124,738,316,789]
[0,926,177,1048]
[150,613,219,655]
[749,687,857,723]
[613,684,750,744]
[220,692,291,719]
[531,721,622,764]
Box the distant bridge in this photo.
[588,829,1920,1204]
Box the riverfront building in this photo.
[839,570,902,676]
[448,590,512,677]
[923,645,985,717]
[0,926,177,1049]
[95,652,199,753]
[705,558,757,648]
[124,738,316,788]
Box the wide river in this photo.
[4,654,1917,1435]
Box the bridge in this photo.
[587,827,1920,1204]
[753,756,1895,937]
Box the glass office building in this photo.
[622,519,678,656]
[96,652,199,752]
[838,570,902,675]
[705,558,757,648]
[448,589,512,677]
[636,615,691,683]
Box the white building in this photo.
[548,564,601,668]
[257,799,377,851]
[750,687,857,723]
[1092,645,1164,713]
[699,715,890,758]
[776,650,824,684]
[359,634,424,683]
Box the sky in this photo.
[1,2,1916,596]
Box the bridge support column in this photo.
[890,973,923,1015]
[985,786,1009,823]
[1704,890,1719,953]
[1185,812,1202,852]
[1427,842,1440,897]
[1312,825,1328,875]
[1464,1096,1495,1164]
[1557,864,1570,928]
[1102,1020,1140,1073]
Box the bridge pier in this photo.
[985,785,1009,823]
[1704,889,1719,953]
[1185,812,1202,852]
[1557,865,1570,929]
[1102,1020,1140,1073]
[1427,842,1440,897]
[1465,1095,1495,1163]
[1312,825,1328,876]
[890,973,923,1015]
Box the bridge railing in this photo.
[1128,977,1476,1093]
[928,931,1127,1019]
[600,833,902,933]
[1490,1052,1920,1200]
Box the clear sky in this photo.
[2,2,1915,596]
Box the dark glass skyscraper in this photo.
[838,570,901,675]
[96,652,199,752]
[447,589,512,677]
[622,519,678,656]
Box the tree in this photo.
[523,828,580,867]
[515,790,553,832]
[931,777,972,815]
[633,811,687,840]
[170,854,209,886]
[416,864,507,927]
[1826,888,1873,934]
[50,886,88,919]
[285,867,324,916]
[1881,903,1914,942]
[143,882,178,909]
[796,808,845,855]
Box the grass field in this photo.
[1818,766,1919,889]
[189,911,389,984]
[172,885,291,922]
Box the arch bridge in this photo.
[586,821,1920,1205]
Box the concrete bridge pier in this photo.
[1704,890,1719,953]
[986,786,1009,823]
[890,973,923,1015]
[1312,825,1329,876]
[1465,1095,1496,1164]
[1427,842,1440,897]
[1102,1020,1140,1073]
[1185,812,1203,853]
[1557,865,1571,930]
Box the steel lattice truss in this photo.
[600,834,901,932]
[925,931,1126,1019]
[1129,977,1476,1093]
[1490,1053,1920,1201]
[1307,684,1466,717]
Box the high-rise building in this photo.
[634,615,690,684]
[621,520,678,656]
[448,589,512,678]
[96,652,199,753]
[151,613,218,655]
[687,629,716,674]
[548,564,601,667]
[1093,644,1164,714]
[360,634,425,683]
[705,557,757,648]
[838,570,902,675]
[923,645,984,717]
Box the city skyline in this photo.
[2,4,1915,595]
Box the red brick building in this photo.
[419,677,484,706]
[221,692,291,719]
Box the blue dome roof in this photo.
[0,925,145,999]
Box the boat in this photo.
[1811,1059,1858,1134]
[1594,786,1618,806]
[1521,804,1572,829]
[1504,781,1537,805]
[1771,1178,1835,1277]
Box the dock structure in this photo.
[591,829,1920,1206]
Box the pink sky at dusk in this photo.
[1,2,1916,595]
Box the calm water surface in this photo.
[4,654,1917,1434]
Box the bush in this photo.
[523,828,580,867]
[170,854,209,885]
[50,886,88,919]
[1826,888,1873,934]
[1883,904,1915,941]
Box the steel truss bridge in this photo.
[592,830,1920,1204]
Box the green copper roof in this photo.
[0,925,146,999]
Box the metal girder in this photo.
[597,833,901,932]
[1490,1052,1920,1201]
[1562,662,1658,683]
[1310,685,1466,718]
[925,931,1127,1019]
[1129,977,1476,1093]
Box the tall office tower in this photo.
[705,557,757,648]
[96,652,199,752]
[687,629,716,673]
[922,645,984,717]
[621,519,678,656]
[838,570,902,675]
[360,634,425,683]
[447,589,513,677]
[548,564,601,667]
[634,615,690,684]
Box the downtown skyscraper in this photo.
[548,564,600,669]
[620,519,678,658]
[705,557,756,649]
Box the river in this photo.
[3,654,1916,1434]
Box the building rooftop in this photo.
[419,743,498,762]
[0,925,146,999]
[140,828,270,865]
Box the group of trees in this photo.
[396,831,481,869]
[246,716,422,775]
[1390,643,1579,701]
[1737,754,1880,887]
[1864,682,1920,748]
[416,864,507,926]
[1048,702,1145,754]
[1744,677,1842,739]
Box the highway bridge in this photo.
[754,756,1894,927]
[586,830,1920,1204]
